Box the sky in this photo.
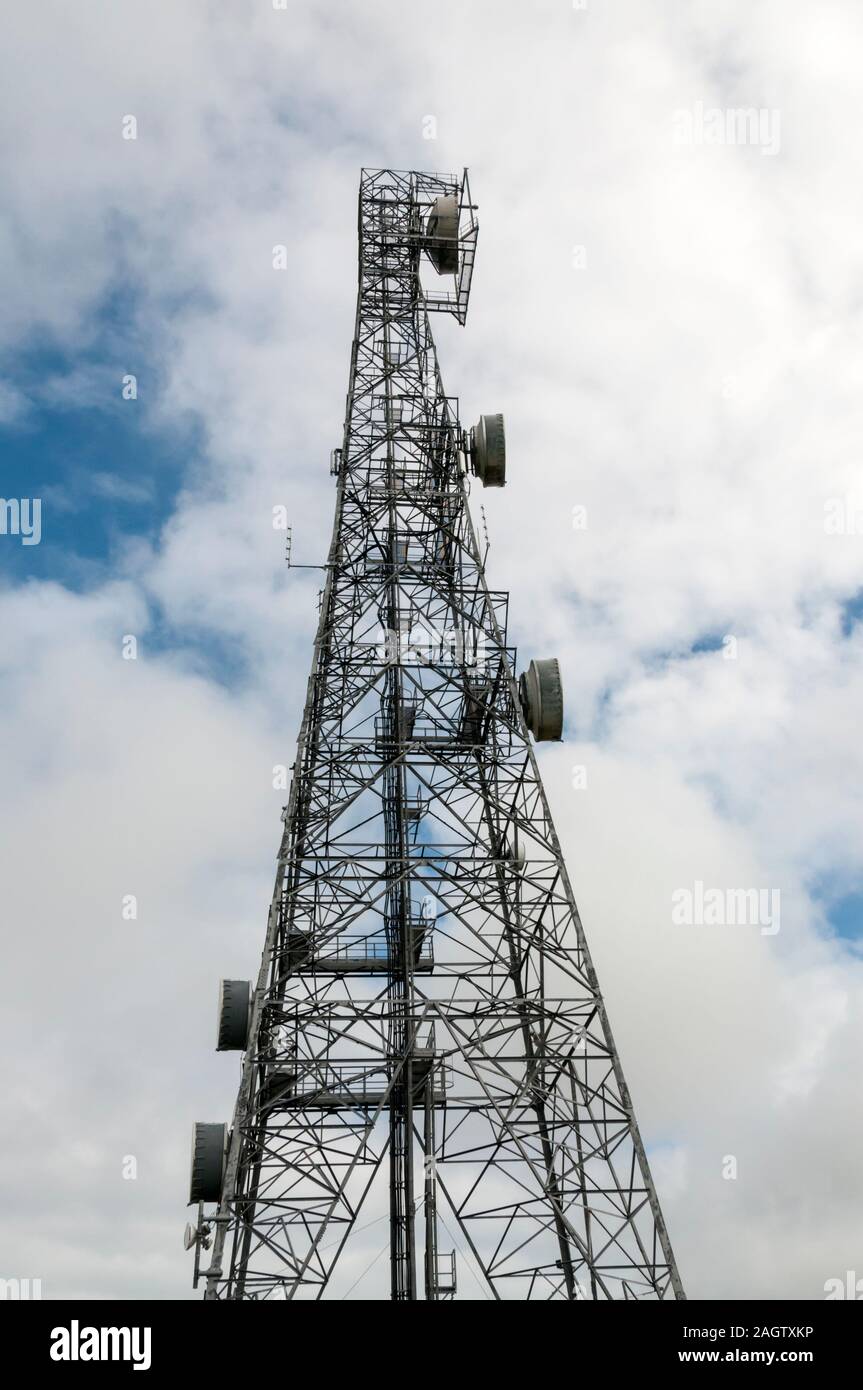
[1,0,862,1300]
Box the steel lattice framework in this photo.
[192,167,685,1302]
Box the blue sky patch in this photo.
[810,876,863,945]
[840,589,863,638]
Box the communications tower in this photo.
[186,168,685,1301]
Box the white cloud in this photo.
[0,0,861,1298]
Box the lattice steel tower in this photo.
[186,167,684,1302]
